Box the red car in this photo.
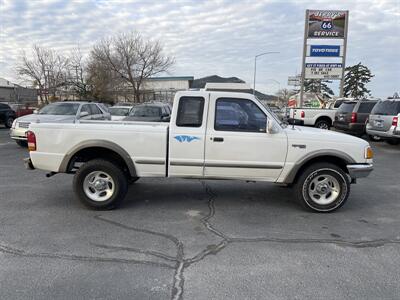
[9,104,36,118]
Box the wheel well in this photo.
[292,155,348,184]
[67,147,131,176]
[315,116,332,126]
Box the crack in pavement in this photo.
[0,243,173,268]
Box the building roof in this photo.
[147,76,194,81]
[0,77,16,88]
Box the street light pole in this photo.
[253,51,279,95]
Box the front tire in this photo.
[5,117,14,128]
[294,163,350,212]
[73,159,128,209]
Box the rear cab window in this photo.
[176,97,205,127]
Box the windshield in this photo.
[39,103,80,115]
[371,100,400,116]
[130,106,161,117]
[109,107,130,116]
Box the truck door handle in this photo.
[213,137,224,142]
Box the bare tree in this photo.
[66,48,92,100]
[91,31,174,102]
[17,45,69,103]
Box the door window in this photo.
[215,98,267,132]
[176,97,204,127]
[80,105,91,115]
[89,104,102,115]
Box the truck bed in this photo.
[29,121,169,177]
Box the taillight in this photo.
[26,131,36,151]
[392,116,398,127]
[351,112,357,123]
[300,111,305,118]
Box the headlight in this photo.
[365,146,373,159]
[11,119,17,129]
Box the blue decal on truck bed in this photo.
[174,135,200,143]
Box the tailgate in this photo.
[368,115,393,131]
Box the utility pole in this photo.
[253,52,279,95]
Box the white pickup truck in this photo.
[24,89,373,212]
[289,108,337,129]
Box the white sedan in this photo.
[108,106,133,121]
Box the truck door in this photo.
[204,95,287,181]
[168,93,208,177]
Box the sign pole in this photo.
[299,10,309,108]
[339,10,349,97]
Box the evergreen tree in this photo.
[304,79,334,99]
[343,62,374,98]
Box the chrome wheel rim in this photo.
[317,122,329,129]
[83,171,115,202]
[308,174,340,205]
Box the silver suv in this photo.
[366,98,400,145]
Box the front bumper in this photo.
[10,127,28,141]
[347,164,373,179]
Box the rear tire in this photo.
[294,163,350,212]
[16,140,27,147]
[315,120,331,130]
[368,135,381,142]
[73,159,128,210]
[386,139,400,145]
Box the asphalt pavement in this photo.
[0,127,399,299]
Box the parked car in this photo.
[109,106,133,121]
[333,99,378,137]
[10,101,110,147]
[24,87,373,213]
[289,107,336,129]
[124,102,171,122]
[366,98,400,145]
[9,103,36,118]
[0,103,16,128]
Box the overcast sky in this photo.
[0,0,399,98]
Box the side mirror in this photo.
[79,111,89,118]
[266,119,275,134]
[33,109,38,114]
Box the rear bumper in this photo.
[366,126,400,139]
[347,163,373,179]
[24,157,35,170]
[334,122,365,134]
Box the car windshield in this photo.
[109,107,130,116]
[371,100,400,116]
[130,106,161,117]
[39,103,80,115]
[337,102,356,113]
